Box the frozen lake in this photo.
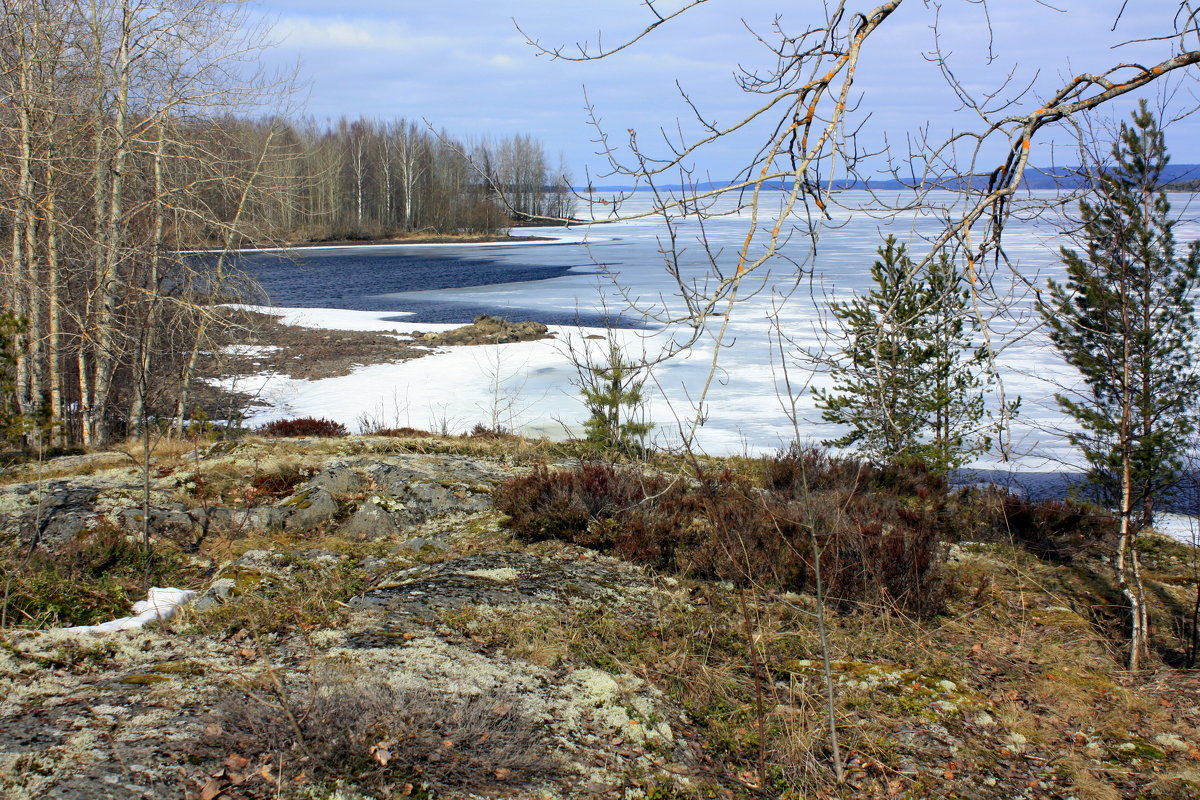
[236,189,1200,482]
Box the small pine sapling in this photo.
[578,342,653,455]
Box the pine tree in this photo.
[1038,101,1200,670]
[580,343,653,454]
[815,236,998,475]
[1040,101,1200,529]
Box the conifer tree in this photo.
[580,343,653,454]
[1040,101,1200,530]
[815,236,997,474]
[1039,101,1200,669]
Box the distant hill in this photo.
[582,164,1200,194]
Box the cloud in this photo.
[273,16,452,53]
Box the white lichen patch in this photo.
[561,668,674,745]
[369,493,407,513]
[1154,733,1192,753]
[463,567,521,583]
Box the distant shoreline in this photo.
[265,232,555,248]
[180,230,586,256]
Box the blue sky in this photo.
[250,1,1200,180]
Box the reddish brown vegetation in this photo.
[258,417,349,438]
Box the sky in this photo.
[248,1,1200,182]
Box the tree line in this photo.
[0,0,570,449]
[233,118,575,243]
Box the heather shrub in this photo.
[370,426,436,437]
[496,463,675,544]
[763,442,946,498]
[496,460,947,616]
[258,416,348,438]
[985,491,1119,561]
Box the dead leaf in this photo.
[224,754,250,771]
[258,764,276,782]
[495,767,512,780]
[371,744,392,766]
[401,784,414,797]
[199,777,226,800]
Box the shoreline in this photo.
[181,229,596,255]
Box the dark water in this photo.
[233,247,631,326]
[955,469,1200,515]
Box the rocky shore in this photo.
[0,434,1198,799]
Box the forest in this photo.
[0,0,570,448]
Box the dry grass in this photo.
[208,662,559,798]
[438,535,1200,799]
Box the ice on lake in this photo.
[228,188,1200,538]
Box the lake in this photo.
[236,189,1200,490]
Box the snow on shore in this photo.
[223,306,654,442]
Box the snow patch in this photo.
[62,587,198,634]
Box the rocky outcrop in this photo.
[415,314,551,346]
[0,449,515,552]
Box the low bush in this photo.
[763,442,947,498]
[365,425,436,438]
[1,527,195,628]
[210,665,558,797]
[466,423,515,439]
[496,459,947,617]
[258,417,348,438]
[986,491,1119,561]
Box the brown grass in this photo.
[209,662,559,798]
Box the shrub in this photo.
[763,442,947,498]
[466,423,515,439]
[367,426,436,438]
[258,417,348,438]
[210,665,558,797]
[986,491,1118,561]
[1,527,194,628]
[496,460,947,616]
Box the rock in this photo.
[338,497,403,540]
[199,505,286,533]
[351,550,653,620]
[194,578,236,611]
[305,463,366,495]
[13,486,102,547]
[391,536,452,554]
[279,486,340,531]
[117,505,199,538]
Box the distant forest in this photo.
[224,118,576,243]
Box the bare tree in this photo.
[0,0,295,445]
